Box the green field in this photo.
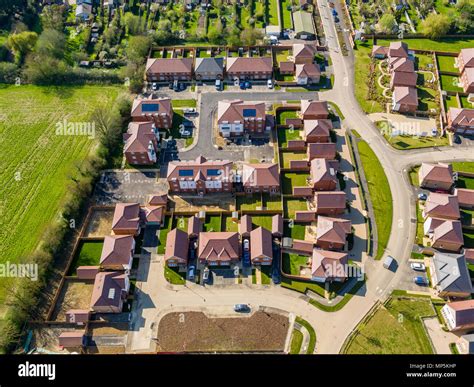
[357,140,393,260]
[68,240,104,275]
[0,84,122,307]
[343,297,435,354]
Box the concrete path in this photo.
[424,317,458,354]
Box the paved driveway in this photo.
[424,317,458,354]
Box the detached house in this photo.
[100,235,135,271]
[123,122,159,165]
[307,143,337,161]
[430,252,472,298]
[167,156,233,194]
[388,41,409,59]
[198,232,240,266]
[300,100,330,119]
[90,271,130,314]
[112,203,141,236]
[217,100,267,137]
[442,300,474,331]
[424,219,464,252]
[314,191,346,215]
[130,97,173,128]
[422,193,460,220]
[455,188,474,210]
[239,214,253,238]
[316,216,351,251]
[164,228,189,267]
[250,227,273,265]
[303,119,332,143]
[225,57,273,80]
[392,86,418,113]
[310,158,337,191]
[242,163,280,194]
[457,48,474,73]
[390,71,417,89]
[293,43,317,64]
[419,162,453,191]
[145,58,193,82]
[447,108,474,136]
[311,249,348,283]
[295,63,321,85]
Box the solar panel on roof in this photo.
[142,103,159,113]
[179,169,194,177]
[242,108,256,117]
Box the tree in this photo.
[36,29,66,60]
[123,13,143,35]
[240,28,262,46]
[454,0,474,34]
[40,4,65,31]
[378,14,397,34]
[6,31,38,63]
[420,13,451,39]
[126,35,151,63]
[24,54,70,85]
[0,62,18,83]
[207,20,223,45]
[91,106,122,151]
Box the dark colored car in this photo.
[454,135,462,144]
[234,304,251,313]
[239,81,246,90]
[414,276,429,286]
[244,81,251,89]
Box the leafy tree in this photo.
[6,31,38,63]
[454,0,474,34]
[91,105,122,150]
[420,13,451,39]
[240,28,262,46]
[40,4,65,31]
[0,62,19,83]
[123,13,143,35]
[126,35,151,63]
[23,54,69,85]
[379,14,397,34]
[36,29,66,60]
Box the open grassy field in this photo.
[0,84,122,307]
[357,140,393,260]
[343,296,435,354]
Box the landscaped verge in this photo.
[295,317,316,354]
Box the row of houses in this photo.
[419,163,474,252]
[278,44,322,85]
[145,43,319,82]
[165,214,283,268]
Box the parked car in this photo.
[233,304,251,313]
[183,108,196,114]
[243,239,250,251]
[418,193,427,200]
[454,135,462,144]
[334,16,339,23]
[239,81,246,90]
[267,79,273,89]
[332,9,338,16]
[202,268,210,283]
[215,79,222,91]
[173,80,179,91]
[383,255,395,270]
[188,265,195,281]
[179,83,186,91]
[413,276,429,286]
[151,82,158,91]
[244,81,251,89]
[410,262,426,271]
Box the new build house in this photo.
[314,191,346,215]
[419,162,454,191]
[316,216,351,250]
[250,227,273,265]
[130,97,173,128]
[123,122,159,165]
[100,235,135,271]
[311,249,349,283]
[293,43,317,64]
[458,49,474,93]
[167,156,233,194]
[442,300,474,331]
[145,58,193,81]
[295,63,321,85]
[217,100,267,137]
[303,119,332,143]
[446,108,474,135]
[112,203,141,236]
[300,100,330,119]
[310,158,338,191]
[422,193,460,220]
[241,163,280,194]
[164,228,189,267]
[225,57,273,80]
[194,57,224,80]
[198,232,240,266]
[90,271,130,314]
[430,252,472,298]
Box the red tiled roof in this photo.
[311,249,348,279]
[295,63,321,78]
[317,216,351,245]
[250,227,273,261]
[432,220,464,246]
[90,271,128,309]
[293,43,317,60]
[226,57,273,73]
[393,86,418,106]
[448,108,474,127]
[100,235,134,267]
[131,97,172,118]
[455,188,474,208]
[124,122,157,154]
[424,193,460,219]
[112,203,140,233]
[314,191,346,210]
[300,100,329,118]
[420,163,453,184]
[164,228,189,263]
[217,99,266,123]
[304,119,332,138]
[242,163,280,187]
[310,158,337,184]
[146,58,193,74]
[198,232,240,262]
[307,142,337,160]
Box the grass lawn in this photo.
[440,74,463,93]
[267,0,279,26]
[282,253,308,275]
[295,317,316,354]
[252,216,274,231]
[409,166,420,187]
[357,140,393,260]
[204,215,221,232]
[444,95,459,110]
[290,329,303,354]
[260,265,272,285]
[415,53,434,70]
[281,173,310,194]
[223,215,239,232]
[460,96,473,109]
[284,222,306,240]
[173,215,189,231]
[417,86,438,112]
[275,49,291,65]
[436,55,457,73]
[262,193,282,211]
[415,204,424,245]
[171,99,197,108]
[456,176,474,190]
[0,84,122,307]
[464,229,474,248]
[277,110,298,125]
[277,127,303,147]
[157,216,172,254]
[281,276,325,297]
[164,266,186,285]
[452,162,474,174]
[284,198,309,218]
[280,0,293,29]
[68,240,104,275]
[354,42,384,114]
[281,152,307,169]
[237,195,262,211]
[376,38,474,53]
[343,296,435,354]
